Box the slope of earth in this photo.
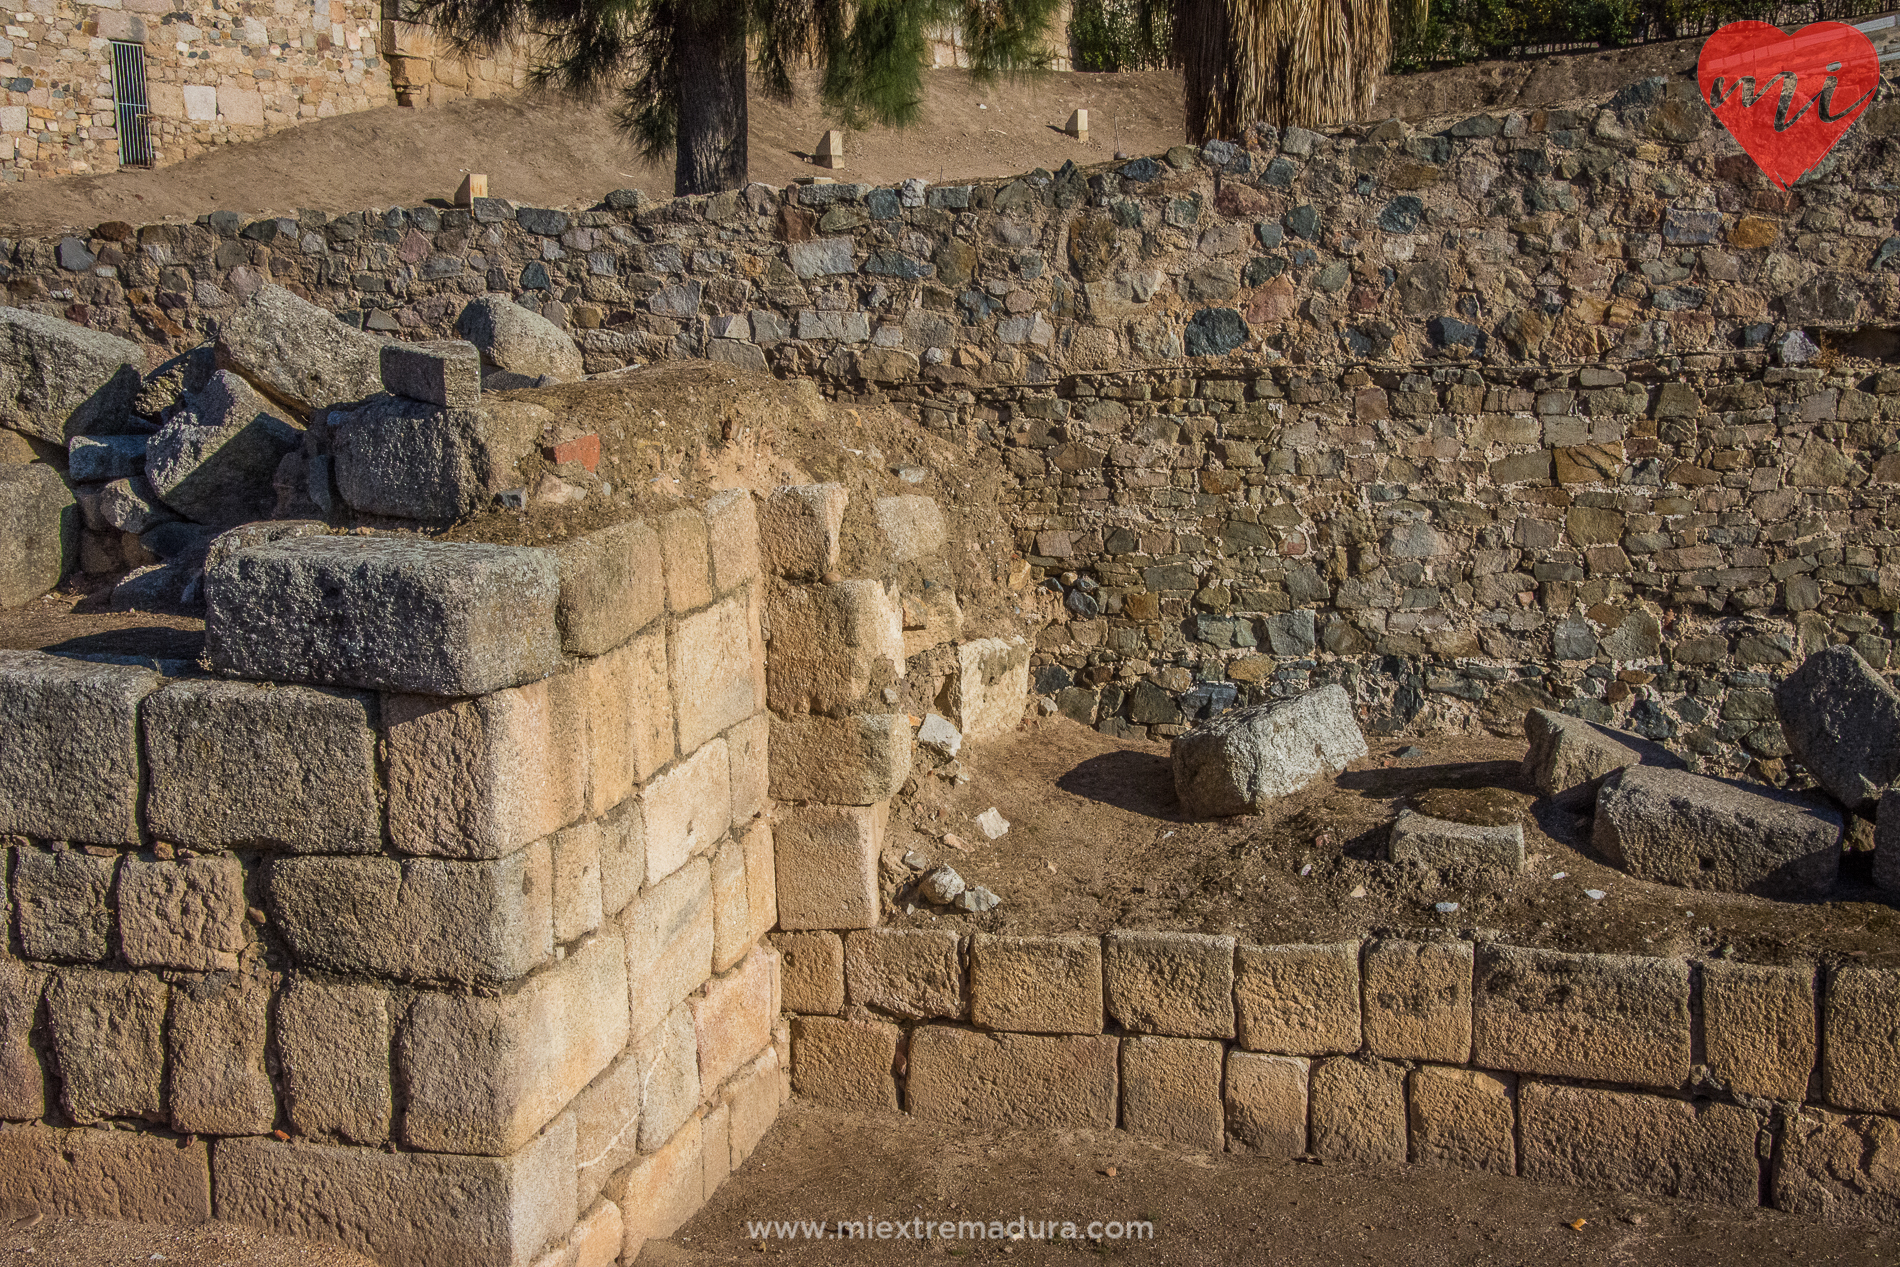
[647,1102,1899,1265]
[884,718,1900,968]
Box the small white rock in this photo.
[1434,901,1460,914]
[920,866,966,904]
[918,712,963,757]
[976,808,1010,839]
[955,884,1001,912]
[1584,888,1606,900]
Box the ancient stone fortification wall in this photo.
[0,494,783,1265]
[777,929,1900,1224]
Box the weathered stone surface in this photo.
[13,846,116,961]
[1103,931,1236,1039]
[1776,1107,1900,1223]
[381,339,482,408]
[740,819,776,947]
[267,846,552,984]
[1521,708,1683,799]
[1408,1065,1515,1173]
[0,306,143,443]
[1309,1056,1407,1165]
[907,1026,1118,1129]
[386,672,586,858]
[729,712,770,829]
[1472,944,1691,1088]
[704,488,762,595]
[773,930,845,1015]
[1172,685,1367,817]
[0,462,75,607]
[570,1051,641,1210]
[873,494,946,561]
[1388,808,1525,872]
[1519,1081,1759,1207]
[1877,785,1900,892]
[400,931,627,1156]
[44,969,168,1123]
[67,432,147,481]
[206,535,561,696]
[695,944,777,1091]
[554,519,663,657]
[1224,1051,1308,1156]
[789,1015,901,1110]
[168,971,276,1136]
[0,1124,210,1222]
[727,1047,781,1170]
[948,637,1031,743]
[119,855,247,973]
[1824,965,1900,1114]
[214,1119,574,1267]
[1700,959,1815,1102]
[95,473,177,535]
[669,592,764,753]
[845,928,963,1020]
[1121,1036,1224,1150]
[147,370,301,526]
[457,296,585,382]
[765,580,905,715]
[970,934,1103,1034]
[216,282,387,416]
[1363,939,1473,1064]
[552,820,603,945]
[598,800,645,919]
[657,507,713,613]
[622,858,713,1038]
[641,737,731,883]
[0,651,158,844]
[143,679,381,854]
[0,957,45,1120]
[1775,646,1900,811]
[759,484,846,580]
[1234,942,1361,1055]
[1594,765,1842,895]
[332,395,542,521]
[769,713,911,805]
[277,977,392,1145]
[632,1002,700,1153]
[608,1114,701,1258]
[579,634,672,816]
[774,802,884,931]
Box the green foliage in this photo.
[1069,0,1172,72]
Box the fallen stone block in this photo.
[213,1119,574,1267]
[66,433,146,482]
[1877,786,1900,892]
[216,282,386,417]
[1701,959,1815,1102]
[0,462,75,607]
[873,494,946,562]
[143,678,381,854]
[0,651,159,844]
[0,1123,210,1223]
[1172,684,1367,817]
[907,1026,1118,1129]
[1387,808,1525,872]
[146,370,302,526]
[947,637,1031,743]
[1224,1051,1309,1156]
[94,473,177,535]
[0,307,144,443]
[1776,646,1900,810]
[331,395,544,522]
[1309,1056,1407,1164]
[1594,765,1842,895]
[1522,707,1684,802]
[109,561,200,615]
[1122,1036,1224,1151]
[381,339,482,408]
[457,296,584,383]
[758,484,846,579]
[1776,1107,1900,1223]
[1473,944,1690,1088]
[1408,1065,1515,1173]
[206,534,561,696]
[1519,1081,1759,1207]
[769,713,911,805]
[1104,930,1235,1039]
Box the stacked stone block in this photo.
[0,492,781,1266]
[780,931,1900,1222]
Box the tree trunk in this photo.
[672,0,748,196]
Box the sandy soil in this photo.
[652,1101,1900,1265]
[0,37,1726,238]
[886,718,1900,967]
[0,1209,375,1267]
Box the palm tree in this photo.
[1171,0,1411,139]
[405,0,1063,196]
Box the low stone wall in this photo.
[779,928,1900,1223]
[0,492,783,1265]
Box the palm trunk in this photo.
[672,0,748,196]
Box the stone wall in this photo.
[0,493,784,1265]
[780,929,1900,1223]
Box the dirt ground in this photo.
[652,1102,1900,1265]
[886,718,1900,968]
[0,37,1725,238]
[0,1209,374,1267]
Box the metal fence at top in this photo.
[1392,0,1894,69]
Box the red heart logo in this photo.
[1698,20,1879,190]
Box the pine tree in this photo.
[406,0,1064,196]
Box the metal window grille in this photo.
[109,40,153,168]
